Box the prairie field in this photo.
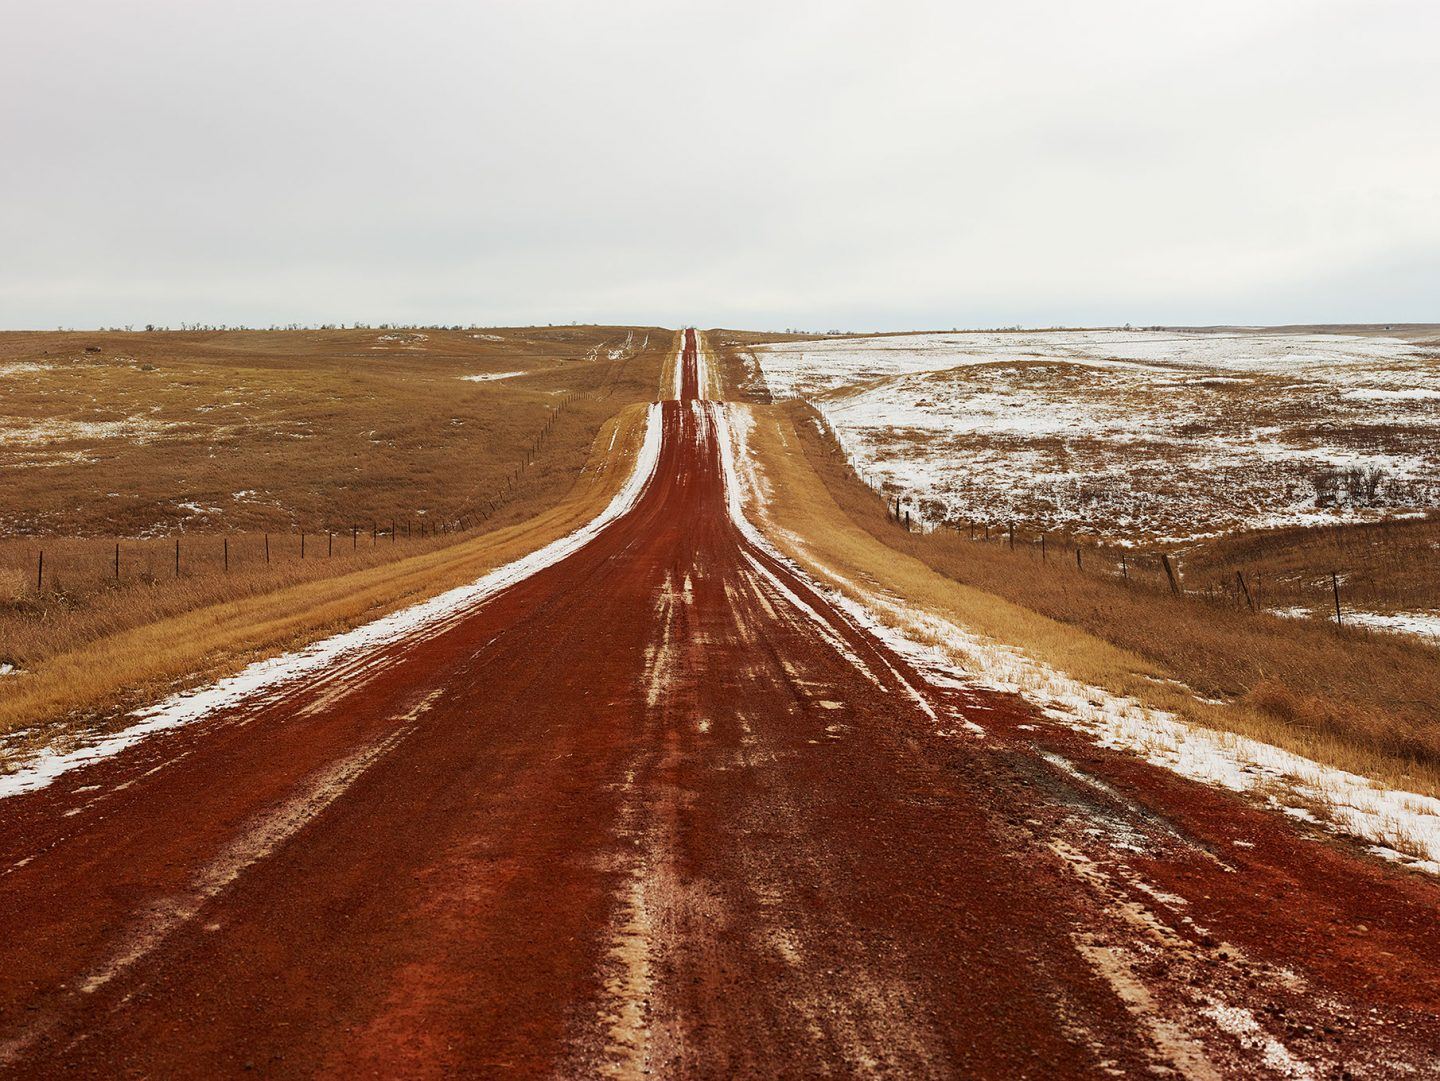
[737,326,1440,641]
[1,325,665,535]
[748,327,1440,543]
[0,327,669,720]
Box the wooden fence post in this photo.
[1041,534,1046,561]
[352,524,357,550]
[175,537,180,577]
[37,550,44,593]
[224,536,229,573]
[265,532,270,564]
[301,531,306,559]
[328,531,333,557]
[1075,546,1082,570]
[115,542,120,580]
[1332,572,1343,628]
[1161,553,1180,595]
[1120,552,1127,581]
[1236,570,1254,610]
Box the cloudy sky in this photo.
[3,0,1437,330]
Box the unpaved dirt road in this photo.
[1,331,1438,1077]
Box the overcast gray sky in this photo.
[3,0,1437,330]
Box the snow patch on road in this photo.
[0,405,666,801]
[81,726,410,995]
[670,334,686,400]
[694,332,712,399]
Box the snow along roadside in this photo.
[693,330,712,400]
[0,404,666,801]
[671,332,686,400]
[717,401,1440,877]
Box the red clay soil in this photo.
[0,330,1437,1078]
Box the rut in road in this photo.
[0,329,1438,1078]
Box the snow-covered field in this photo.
[755,330,1440,542]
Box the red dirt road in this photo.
[1,330,1438,1077]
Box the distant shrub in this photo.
[1312,465,1389,508]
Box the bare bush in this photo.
[1311,469,1339,507]
[1312,465,1390,508]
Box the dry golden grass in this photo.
[4,529,470,671]
[745,396,1440,796]
[0,403,655,748]
[0,325,668,534]
[1181,515,1440,616]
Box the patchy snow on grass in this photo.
[1269,605,1440,645]
[756,330,1440,542]
[1341,388,1440,401]
[0,404,666,801]
[0,362,58,377]
[460,371,526,383]
[173,500,224,518]
[1342,610,1440,641]
[0,417,174,446]
[721,402,1440,877]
